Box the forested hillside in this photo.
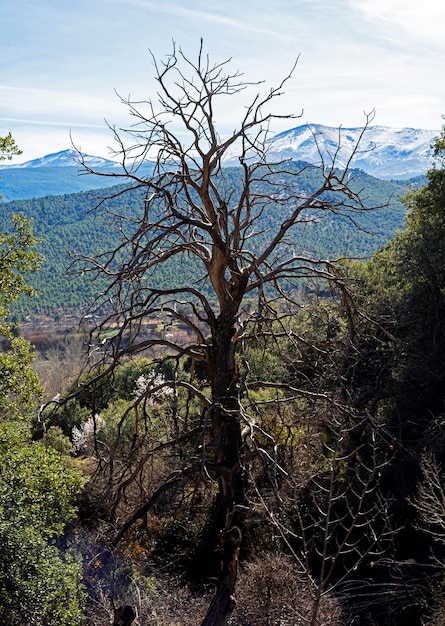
[0,166,121,201]
[0,152,155,201]
[1,163,417,317]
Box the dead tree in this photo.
[74,41,378,626]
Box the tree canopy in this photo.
[0,133,22,203]
[0,132,22,162]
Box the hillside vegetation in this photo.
[1,163,416,318]
[0,166,121,202]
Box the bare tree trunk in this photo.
[201,526,242,626]
[208,310,245,515]
[201,317,245,625]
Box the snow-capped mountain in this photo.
[224,124,439,180]
[4,126,440,179]
[263,125,439,180]
[0,126,439,202]
[0,149,155,201]
[0,148,118,170]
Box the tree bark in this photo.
[201,313,245,625]
[201,526,242,626]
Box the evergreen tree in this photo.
[0,137,85,625]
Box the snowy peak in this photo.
[266,125,439,179]
[2,126,441,180]
[1,149,118,170]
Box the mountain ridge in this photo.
[0,150,151,202]
[0,148,119,170]
[0,124,438,201]
[225,124,439,180]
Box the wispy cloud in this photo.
[0,117,107,129]
[352,0,445,49]
[100,0,297,42]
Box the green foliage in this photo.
[0,422,85,626]
[0,133,22,202]
[0,336,42,421]
[0,213,43,421]
[37,397,91,439]
[0,133,22,162]
[40,425,74,456]
[349,124,445,420]
[0,172,86,624]
[41,357,170,444]
[0,423,82,534]
[0,212,42,333]
[113,357,160,399]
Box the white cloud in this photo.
[352,0,445,48]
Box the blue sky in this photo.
[1,0,444,162]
